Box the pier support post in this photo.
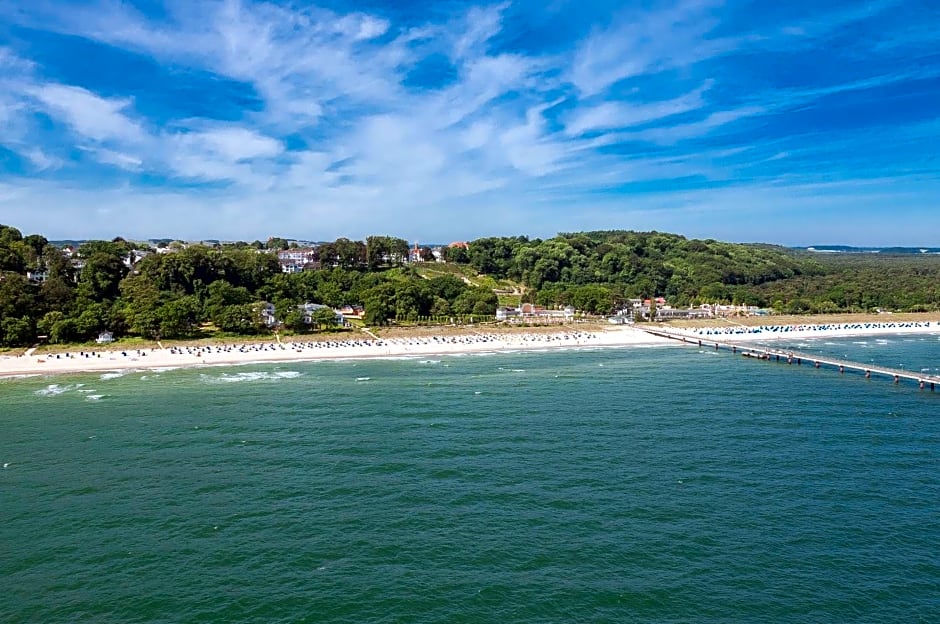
[919,380,925,390]
[715,343,719,350]
[865,370,871,379]
[894,375,900,384]
[839,365,844,374]
[732,346,736,353]
[698,340,701,347]
[815,361,820,368]
[797,358,801,366]
[931,382,935,392]
[776,354,780,362]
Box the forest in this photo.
[1,223,939,347]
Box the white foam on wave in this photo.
[356,377,371,382]
[200,371,302,384]
[99,372,125,380]
[85,394,104,401]
[35,383,84,396]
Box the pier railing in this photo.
[638,326,939,392]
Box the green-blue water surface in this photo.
[2,336,939,622]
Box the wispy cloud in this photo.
[568,0,731,96]
[0,0,937,244]
[27,84,145,143]
[564,80,713,136]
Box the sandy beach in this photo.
[0,326,668,379]
[2,320,938,379]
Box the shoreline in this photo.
[2,321,939,380]
[0,327,669,379]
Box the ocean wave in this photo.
[200,371,302,384]
[99,372,125,380]
[35,383,84,396]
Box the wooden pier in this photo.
[639,326,939,392]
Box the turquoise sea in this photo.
[2,335,939,623]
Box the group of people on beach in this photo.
[47,349,149,360]
[43,331,603,362]
[685,321,936,336]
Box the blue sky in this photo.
[0,0,937,245]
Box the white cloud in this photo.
[82,147,143,171]
[21,147,62,171]
[564,80,712,136]
[452,2,508,60]
[27,83,144,143]
[499,104,567,176]
[569,0,728,96]
[338,14,390,41]
[173,126,283,162]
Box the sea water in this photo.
[1,335,938,622]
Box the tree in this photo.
[419,246,435,262]
[50,316,78,344]
[362,284,395,326]
[74,302,109,339]
[311,307,338,331]
[1,316,33,346]
[441,245,469,264]
[333,238,366,269]
[77,251,128,302]
[23,234,49,259]
[205,280,253,324]
[0,274,34,322]
[38,311,65,337]
[215,304,262,334]
[453,286,497,315]
[0,224,23,245]
[158,296,199,338]
[366,235,410,269]
[282,308,306,332]
[427,275,465,302]
[430,297,451,317]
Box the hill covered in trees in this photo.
[1,223,938,347]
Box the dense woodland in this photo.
[1,223,939,347]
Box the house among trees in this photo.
[26,269,49,284]
[298,303,346,326]
[496,304,575,322]
[277,247,320,273]
[122,249,153,269]
[338,305,365,320]
[259,302,278,328]
[96,331,114,344]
